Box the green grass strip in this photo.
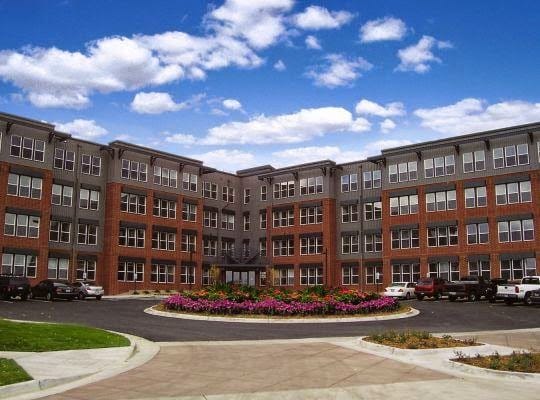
[0,358,32,386]
[0,320,130,352]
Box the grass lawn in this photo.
[0,320,130,352]
[0,358,32,386]
[365,330,479,349]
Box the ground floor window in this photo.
[468,260,490,280]
[76,259,96,280]
[392,263,420,283]
[180,266,195,284]
[226,270,255,286]
[48,257,69,280]
[1,254,37,277]
[300,266,323,285]
[273,268,294,286]
[117,262,144,282]
[342,265,359,285]
[151,264,175,283]
[500,258,536,280]
[428,261,459,281]
[365,265,383,284]
[202,267,214,285]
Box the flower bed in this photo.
[364,331,478,349]
[162,286,399,317]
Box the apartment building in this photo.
[0,111,538,294]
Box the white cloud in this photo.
[360,17,407,43]
[273,59,286,71]
[273,146,367,165]
[164,132,198,146]
[222,98,242,110]
[131,92,183,114]
[305,35,322,50]
[380,118,397,133]
[396,35,452,73]
[365,139,414,153]
[306,54,372,88]
[293,6,354,30]
[414,98,540,135]
[55,119,108,140]
[202,106,371,145]
[189,149,256,172]
[355,99,405,117]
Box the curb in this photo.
[356,336,487,356]
[446,359,540,382]
[144,305,419,324]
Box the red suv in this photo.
[415,277,446,300]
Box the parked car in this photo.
[485,278,508,303]
[497,276,540,305]
[30,280,77,301]
[531,288,540,305]
[415,277,446,300]
[0,275,30,300]
[443,276,490,302]
[71,281,104,300]
[384,282,416,300]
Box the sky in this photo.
[0,0,539,172]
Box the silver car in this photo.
[72,281,104,300]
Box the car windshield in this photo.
[390,283,406,287]
[417,279,433,285]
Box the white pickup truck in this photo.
[497,276,540,305]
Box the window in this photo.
[341,204,359,223]
[273,268,294,286]
[468,260,491,280]
[495,181,532,205]
[364,202,382,221]
[182,203,197,222]
[182,173,197,192]
[494,145,529,168]
[1,254,37,277]
[121,193,147,215]
[517,144,529,165]
[363,170,381,189]
[273,181,295,199]
[500,258,536,280]
[52,184,73,207]
[300,236,323,255]
[342,265,359,285]
[300,206,322,225]
[273,239,294,256]
[366,265,383,284]
[428,261,459,281]
[273,209,294,227]
[152,198,176,219]
[392,263,420,283]
[47,258,69,280]
[54,148,75,171]
[465,186,487,208]
[243,188,251,204]
[221,213,235,230]
[493,147,504,169]
[391,229,419,249]
[10,135,45,162]
[202,267,214,285]
[151,264,175,284]
[300,266,323,285]
[260,185,267,201]
[388,164,398,184]
[202,182,218,199]
[466,223,489,244]
[4,213,40,238]
[153,231,176,251]
[390,195,418,216]
[153,166,177,188]
[424,156,455,178]
[204,210,218,228]
[118,226,144,247]
[463,150,486,173]
[76,259,96,281]
[364,233,382,252]
[203,238,217,256]
[341,174,358,192]
[341,234,359,254]
[49,221,71,243]
[427,225,458,247]
[498,219,534,242]
[121,159,147,181]
[117,262,144,282]
[425,190,456,212]
[77,224,97,245]
[222,186,235,202]
[300,176,323,195]
[7,174,42,199]
[180,266,195,284]
[79,188,99,210]
[81,154,101,176]
[393,161,417,182]
[243,213,250,231]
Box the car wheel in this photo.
[524,293,532,306]
[468,292,477,302]
[416,294,424,301]
[449,295,457,302]
[78,292,86,300]
[45,291,54,302]
[488,297,496,303]
[20,293,28,301]
[433,292,441,300]
[504,299,514,306]
[405,292,411,300]
[96,295,102,301]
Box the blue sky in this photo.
[0,0,539,171]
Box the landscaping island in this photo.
[364,330,479,349]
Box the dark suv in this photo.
[415,277,446,300]
[0,275,30,300]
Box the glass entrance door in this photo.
[225,270,256,286]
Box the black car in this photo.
[30,279,77,301]
[0,275,30,300]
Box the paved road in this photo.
[1,298,539,341]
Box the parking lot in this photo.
[1,297,539,342]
